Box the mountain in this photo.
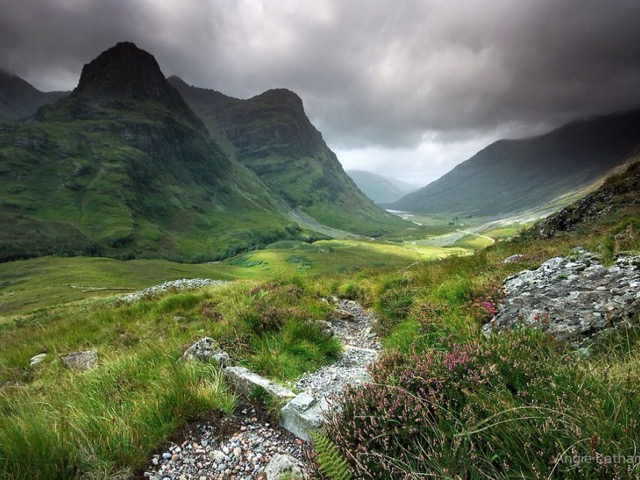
[168,77,406,236]
[0,69,67,120]
[0,42,299,262]
[346,170,418,204]
[392,109,640,216]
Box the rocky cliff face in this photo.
[536,161,640,237]
[485,248,640,348]
[40,42,203,130]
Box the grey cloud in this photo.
[1,0,639,158]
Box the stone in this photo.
[502,254,526,264]
[280,392,328,441]
[181,337,229,367]
[223,366,295,401]
[482,250,640,347]
[316,320,334,337]
[336,309,354,321]
[60,350,98,371]
[29,353,47,367]
[264,453,304,480]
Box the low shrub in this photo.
[324,328,640,479]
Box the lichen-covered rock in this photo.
[265,453,304,480]
[181,337,229,367]
[60,350,98,371]
[483,248,640,347]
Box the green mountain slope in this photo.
[0,43,297,262]
[0,69,67,120]
[392,109,640,216]
[346,169,417,204]
[168,76,407,236]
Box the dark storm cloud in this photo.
[1,0,640,181]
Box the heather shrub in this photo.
[324,328,640,479]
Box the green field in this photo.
[0,239,470,320]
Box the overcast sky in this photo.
[2,0,640,185]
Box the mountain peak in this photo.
[73,42,169,99]
[40,43,203,129]
[251,88,304,111]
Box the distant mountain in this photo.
[0,69,67,120]
[168,77,406,236]
[0,42,297,262]
[392,109,640,216]
[346,170,417,204]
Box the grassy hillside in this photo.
[393,108,640,216]
[0,43,304,263]
[169,77,408,237]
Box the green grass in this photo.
[0,348,234,479]
[0,240,470,320]
[2,163,636,479]
[0,276,343,478]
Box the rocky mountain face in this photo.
[393,109,640,217]
[169,77,406,236]
[0,69,67,120]
[0,43,294,262]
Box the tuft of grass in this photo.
[0,348,234,479]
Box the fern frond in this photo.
[311,432,352,480]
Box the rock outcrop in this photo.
[484,248,640,347]
[536,161,640,238]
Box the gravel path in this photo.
[142,298,380,480]
[293,300,380,400]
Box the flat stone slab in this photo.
[224,366,295,401]
[280,392,329,442]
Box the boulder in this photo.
[280,392,329,442]
[316,320,334,337]
[223,366,295,402]
[483,249,640,347]
[60,350,98,371]
[29,353,47,367]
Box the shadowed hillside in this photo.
[393,109,640,216]
[169,76,407,236]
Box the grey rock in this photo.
[120,279,227,303]
[280,393,329,442]
[60,350,98,371]
[502,254,526,264]
[181,337,229,367]
[29,353,47,367]
[315,320,334,337]
[265,453,304,480]
[224,366,296,401]
[483,250,640,347]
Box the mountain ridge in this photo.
[168,76,407,236]
[0,43,300,262]
[392,108,640,216]
[0,69,67,120]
